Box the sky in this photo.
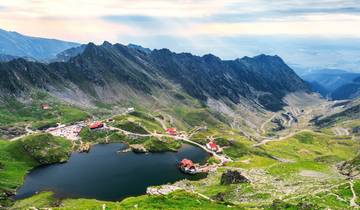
[0,0,360,71]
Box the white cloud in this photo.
[0,0,359,70]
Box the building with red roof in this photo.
[166,127,177,136]
[41,103,50,110]
[89,122,104,129]
[180,159,195,169]
[179,158,198,174]
[206,140,222,153]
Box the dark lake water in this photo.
[15,143,209,201]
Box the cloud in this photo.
[0,0,360,70]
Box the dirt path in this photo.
[349,180,359,208]
[107,125,153,137]
[10,124,36,141]
[188,126,207,138]
[107,121,231,164]
[154,116,168,130]
[173,136,231,164]
[260,113,277,135]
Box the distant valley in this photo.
[300,69,360,100]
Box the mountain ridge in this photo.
[0,28,80,61]
[0,41,310,113]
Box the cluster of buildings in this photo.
[179,137,223,175]
[47,123,85,141]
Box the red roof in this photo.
[180,159,194,167]
[166,128,177,135]
[166,128,177,132]
[90,122,104,129]
[210,142,218,149]
[41,104,50,109]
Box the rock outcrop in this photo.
[337,155,360,179]
[220,170,250,185]
[130,144,147,153]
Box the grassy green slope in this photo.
[0,133,72,206]
[173,131,360,209]
[12,191,234,210]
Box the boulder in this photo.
[220,170,249,185]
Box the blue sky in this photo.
[0,0,359,71]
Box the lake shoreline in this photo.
[14,143,209,202]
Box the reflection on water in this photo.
[15,143,209,201]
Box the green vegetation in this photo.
[3,97,360,209]
[223,141,250,159]
[115,121,149,134]
[0,140,37,206]
[21,133,72,164]
[79,127,114,142]
[143,137,182,152]
[12,190,233,210]
[112,111,164,133]
[10,191,57,210]
[0,96,90,133]
[0,133,72,206]
[262,131,358,162]
[265,199,319,210]
[173,107,226,128]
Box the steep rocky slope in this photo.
[0,42,310,112]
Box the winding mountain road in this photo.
[253,129,313,147]
[260,113,277,135]
[349,180,359,208]
[333,127,350,136]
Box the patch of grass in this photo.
[208,156,221,164]
[113,111,164,133]
[293,183,353,209]
[57,105,90,124]
[79,127,114,142]
[261,131,359,162]
[21,133,72,164]
[10,191,57,210]
[116,121,149,134]
[14,190,234,209]
[267,161,329,177]
[144,137,182,152]
[0,140,38,206]
[296,132,314,144]
[173,107,224,128]
[31,119,58,130]
[226,155,277,169]
[265,199,319,210]
[0,97,90,127]
[223,141,250,159]
[314,155,343,164]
